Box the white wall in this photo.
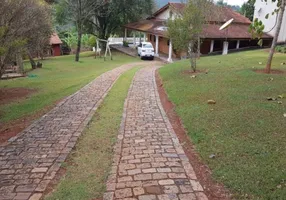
[254,0,286,43]
[156,9,170,20]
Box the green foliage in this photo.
[123,40,129,47]
[249,18,265,46]
[88,35,97,48]
[167,0,208,52]
[240,0,255,20]
[167,0,213,72]
[275,45,286,53]
[249,0,281,40]
[61,30,92,49]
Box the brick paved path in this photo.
[104,66,208,200]
[0,63,145,200]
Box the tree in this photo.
[87,0,155,40]
[216,0,240,11]
[250,0,286,73]
[240,0,255,20]
[167,0,215,72]
[0,0,52,77]
[58,0,104,62]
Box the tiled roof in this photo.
[124,19,272,39]
[153,2,251,24]
[125,2,272,39]
[50,33,62,45]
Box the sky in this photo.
[220,0,246,6]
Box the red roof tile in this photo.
[125,2,272,40]
[124,19,272,39]
[50,33,62,45]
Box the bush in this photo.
[123,40,129,47]
[88,36,97,48]
[275,45,286,53]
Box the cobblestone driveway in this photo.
[104,66,208,200]
[0,63,144,200]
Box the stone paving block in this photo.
[103,66,208,199]
[115,188,133,198]
[133,187,145,196]
[0,63,144,200]
[138,195,156,200]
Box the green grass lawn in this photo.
[45,67,140,200]
[0,52,137,123]
[159,50,286,199]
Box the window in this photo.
[143,44,153,48]
[154,36,156,42]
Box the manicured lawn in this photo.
[45,67,140,200]
[0,52,137,123]
[159,50,286,199]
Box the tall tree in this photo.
[58,0,104,62]
[167,0,215,72]
[240,0,255,20]
[250,0,286,73]
[88,0,155,40]
[0,0,52,77]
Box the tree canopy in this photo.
[0,0,52,76]
[240,0,255,20]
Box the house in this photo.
[124,2,273,62]
[254,0,286,43]
[49,33,62,56]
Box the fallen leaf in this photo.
[208,100,216,104]
[267,97,277,101]
[209,154,216,159]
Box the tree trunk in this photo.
[16,52,24,73]
[188,41,197,72]
[27,51,36,69]
[75,27,82,62]
[265,0,285,73]
[75,0,82,62]
[0,63,4,79]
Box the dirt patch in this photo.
[0,87,37,105]
[0,100,59,145]
[254,69,286,74]
[155,70,231,200]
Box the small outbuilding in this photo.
[49,33,62,57]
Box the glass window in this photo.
[143,44,153,48]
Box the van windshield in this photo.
[143,44,153,48]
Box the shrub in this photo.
[88,36,97,48]
[275,45,286,53]
[123,40,129,47]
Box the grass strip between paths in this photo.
[45,67,140,200]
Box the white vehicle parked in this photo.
[137,42,155,60]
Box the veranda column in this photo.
[236,40,240,49]
[210,40,214,53]
[222,41,229,55]
[155,35,159,56]
[139,32,142,44]
[124,28,127,41]
[168,39,173,63]
[133,33,136,48]
[143,33,146,42]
